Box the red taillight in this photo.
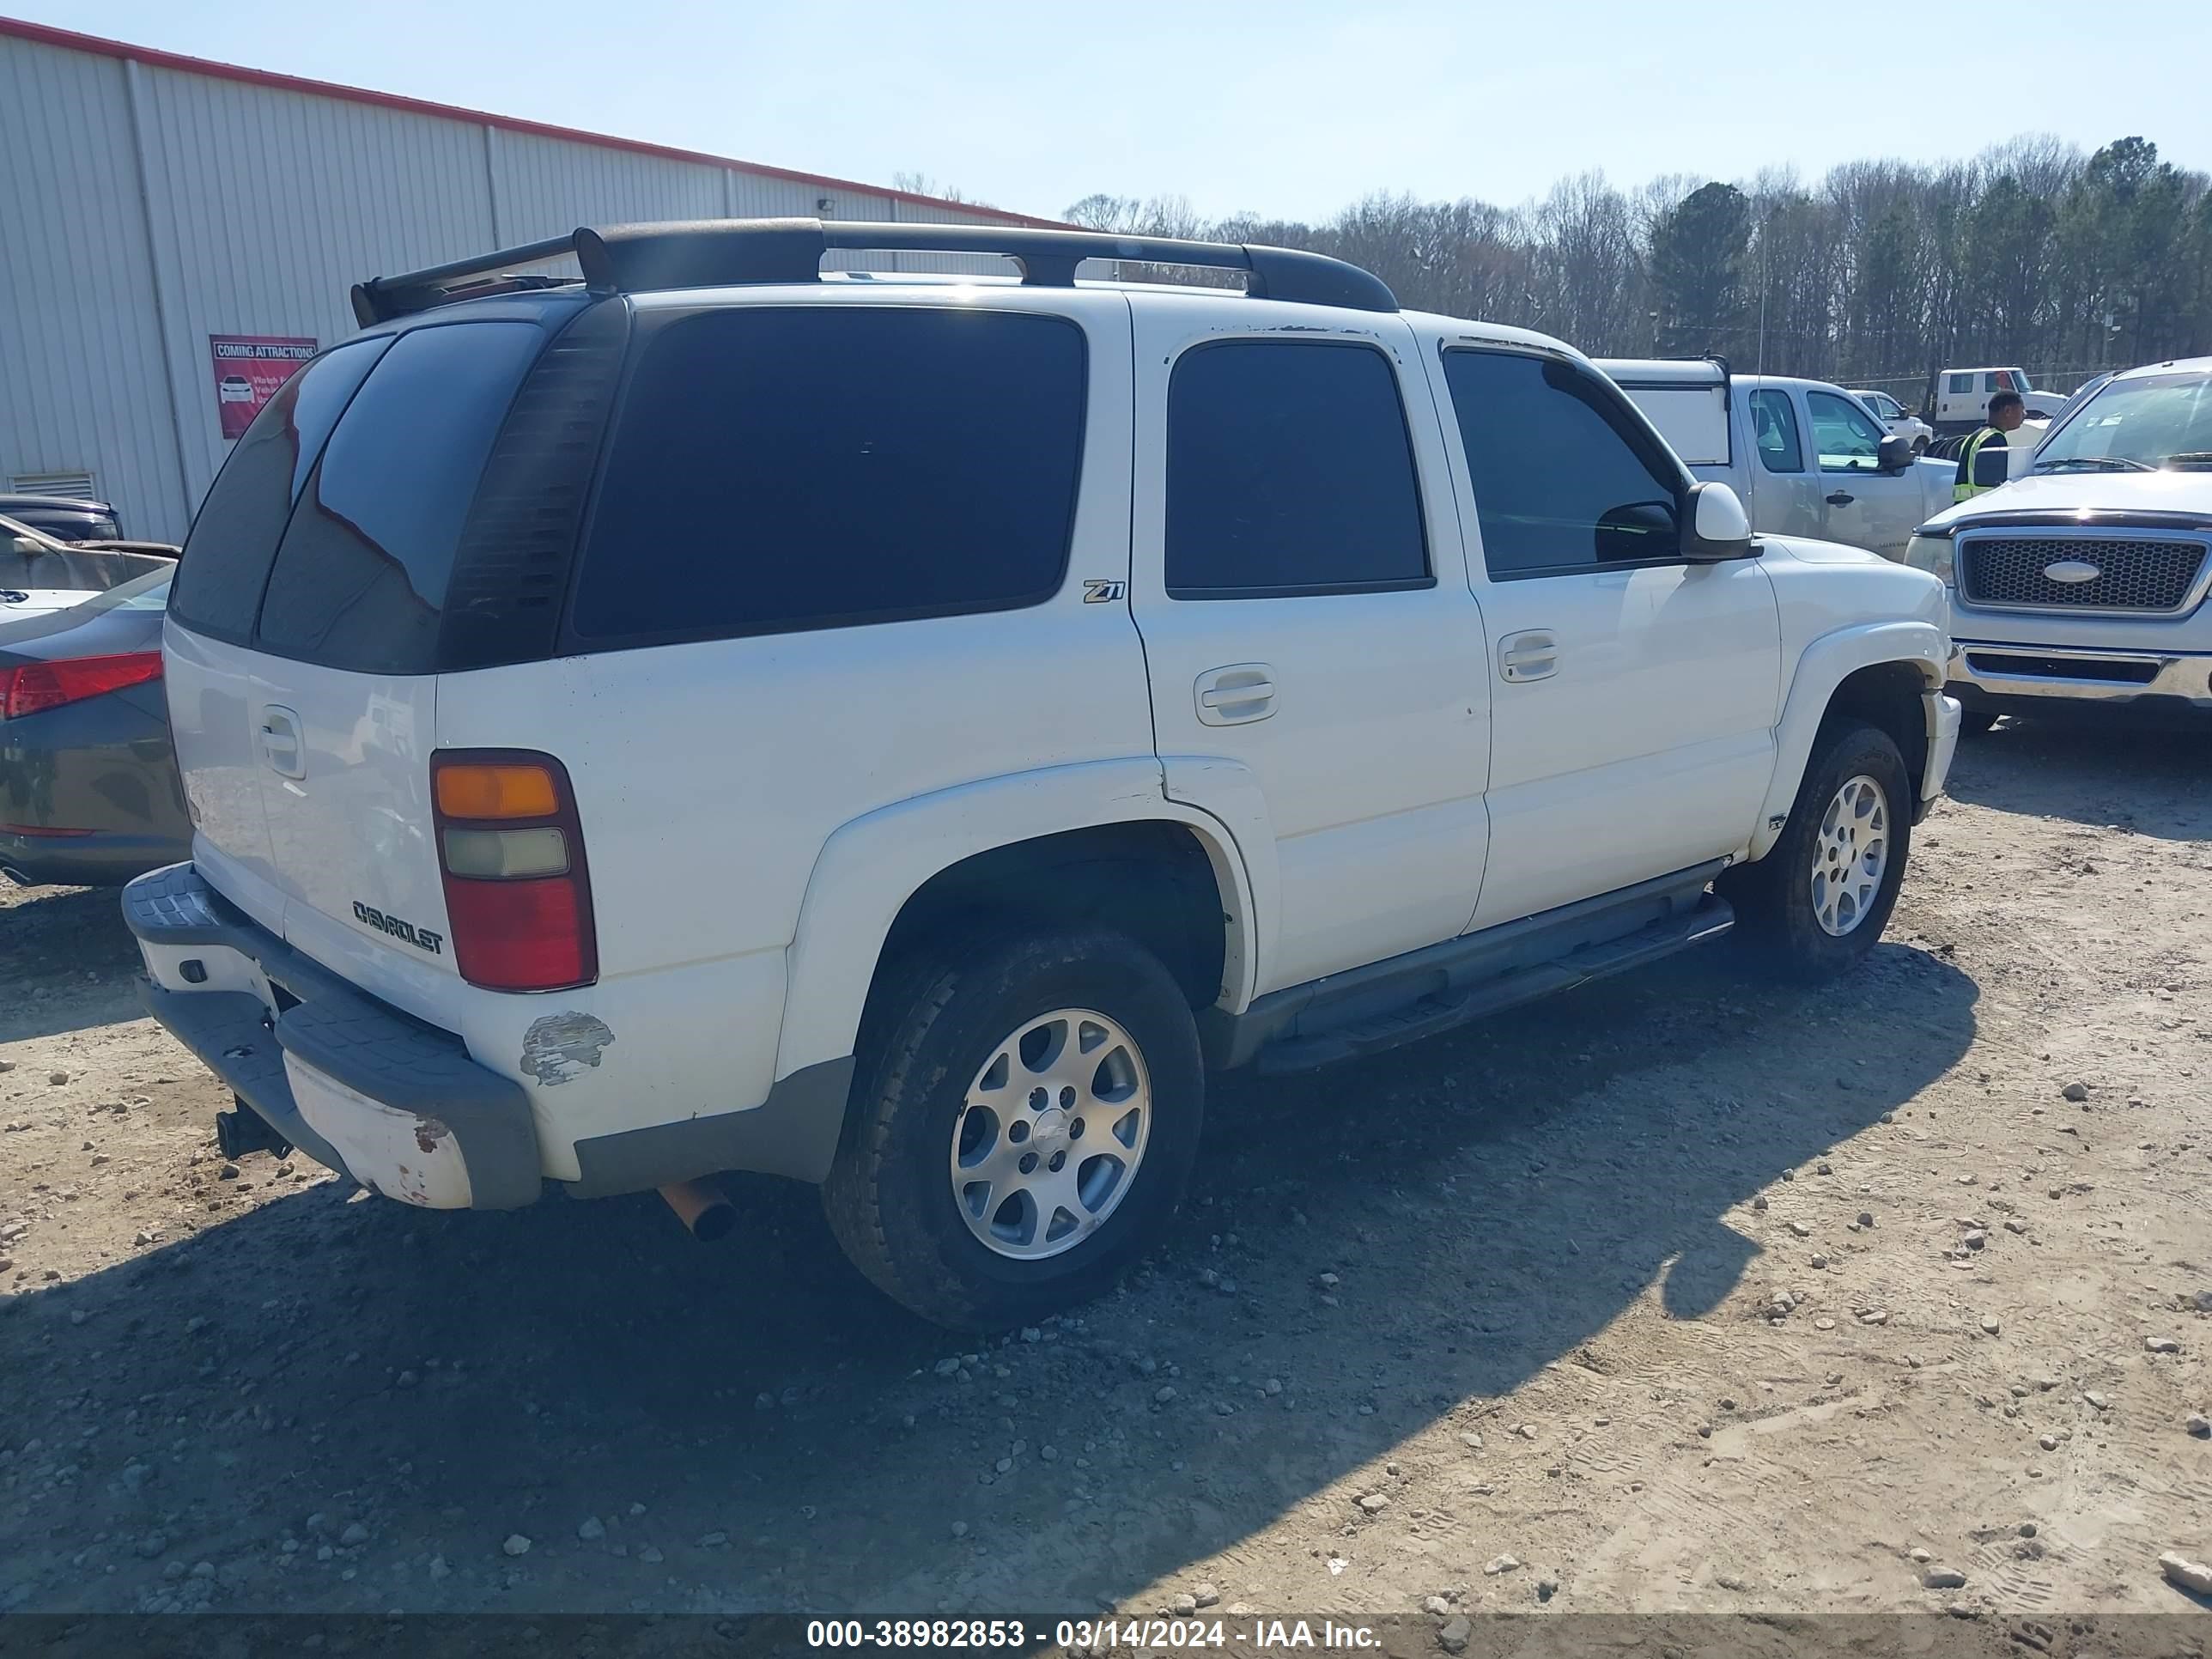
[0,651,163,720]
[428,749,598,993]
[441,877,592,989]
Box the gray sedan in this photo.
[0,568,189,887]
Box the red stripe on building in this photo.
[0,14,1063,228]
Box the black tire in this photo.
[1719,720,1912,983]
[822,927,1204,1331]
[1957,708,2000,737]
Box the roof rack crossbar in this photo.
[352,218,1397,324]
[352,234,584,325]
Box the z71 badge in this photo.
[353,901,444,955]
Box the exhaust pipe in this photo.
[659,1178,735,1243]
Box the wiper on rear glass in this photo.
[2033,455,2154,472]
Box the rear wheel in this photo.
[1721,720,1911,982]
[823,927,1203,1330]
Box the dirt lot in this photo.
[2,720,2209,1629]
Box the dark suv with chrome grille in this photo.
[1906,356,2212,731]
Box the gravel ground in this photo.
[2,719,2209,1626]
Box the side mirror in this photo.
[1595,499,1680,563]
[1684,481,1756,562]
[1877,434,1914,474]
[9,536,43,556]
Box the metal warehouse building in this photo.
[0,17,1048,543]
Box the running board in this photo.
[1253,893,1734,1076]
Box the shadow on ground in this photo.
[0,883,147,1044]
[0,930,1978,1616]
[1942,718,2212,838]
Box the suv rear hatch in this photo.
[163,296,624,1014]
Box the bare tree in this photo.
[890,172,994,209]
[1060,131,2212,395]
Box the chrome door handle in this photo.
[1498,629,1559,684]
[1194,663,1277,726]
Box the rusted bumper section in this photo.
[124,863,542,1210]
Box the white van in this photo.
[1932,367,2061,434]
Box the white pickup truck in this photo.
[125,220,1961,1330]
[1599,359,1957,562]
[1908,355,2212,730]
[1848,389,1936,454]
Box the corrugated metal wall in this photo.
[0,29,1021,543]
[0,41,189,540]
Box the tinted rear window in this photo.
[568,306,1086,644]
[169,337,388,641]
[1166,341,1430,598]
[255,322,544,673]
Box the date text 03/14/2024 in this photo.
[804,1619,1383,1650]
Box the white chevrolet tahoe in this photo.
[1907,356,2212,731]
[125,219,1960,1330]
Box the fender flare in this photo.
[1750,619,1947,860]
[772,757,1266,1082]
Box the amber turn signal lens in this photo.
[434,763,559,821]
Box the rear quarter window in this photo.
[567,306,1087,645]
[168,337,389,642]
[255,322,545,674]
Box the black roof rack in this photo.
[350,217,1398,325]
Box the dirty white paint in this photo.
[284,1054,475,1208]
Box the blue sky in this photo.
[16,0,2210,222]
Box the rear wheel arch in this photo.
[873,822,1237,1019]
[773,767,1258,1085]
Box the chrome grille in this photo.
[1957,533,2209,613]
[1955,535,2212,615]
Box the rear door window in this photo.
[255,322,544,673]
[568,306,1087,645]
[1165,341,1430,597]
[168,337,389,642]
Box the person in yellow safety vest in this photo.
[1954,389,2026,501]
